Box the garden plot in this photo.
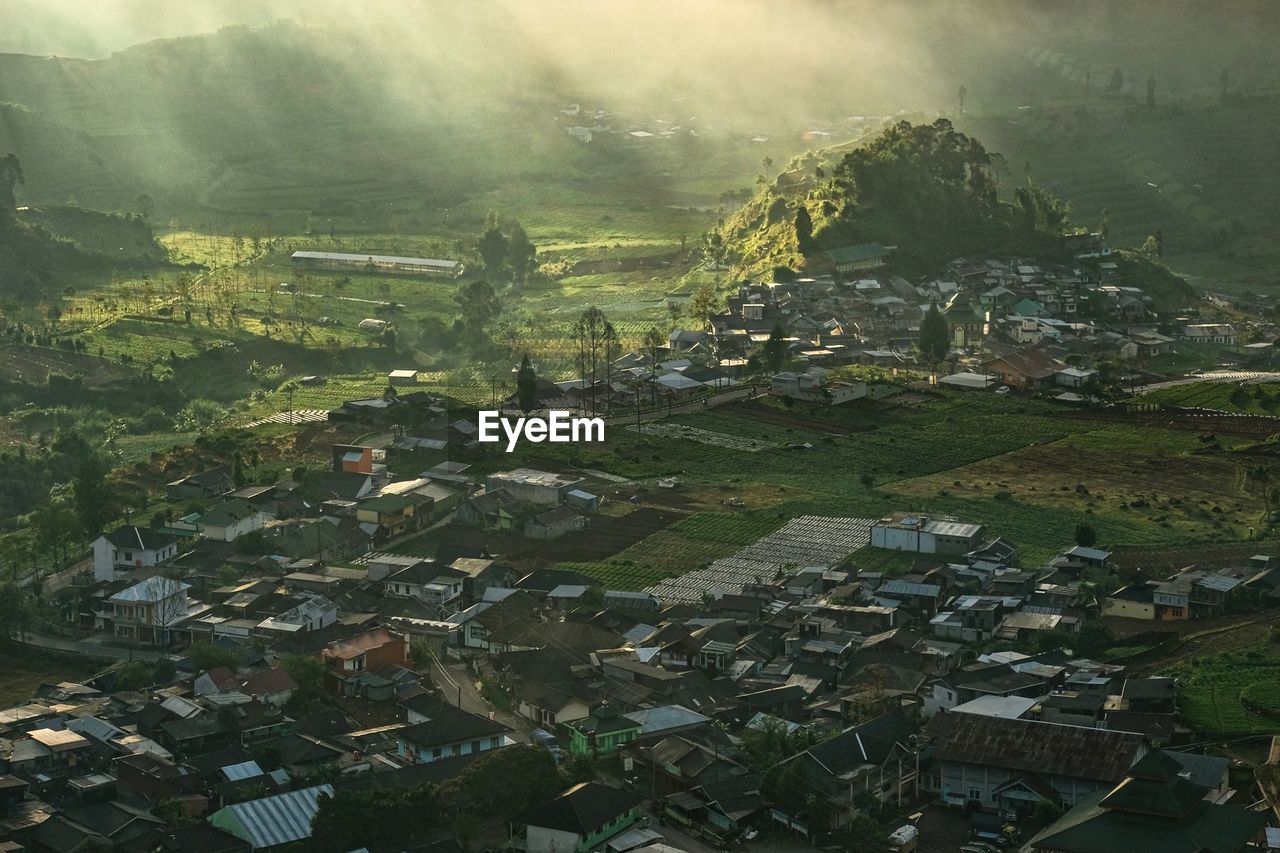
[625,422,777,452]
[647,515,873,603]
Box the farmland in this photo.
[1165,646,1280,735]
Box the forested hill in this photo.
[0,154,169,297]
[721,119,1082,280]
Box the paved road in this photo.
[429,654,527,736]
[17,631,168,662]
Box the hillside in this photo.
[723,119,1076,281]
[0,198,168,298]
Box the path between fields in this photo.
[1132,612,1280,673]
[603,387,762,426]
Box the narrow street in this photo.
[429,654,528,737]
[17,631,167,662]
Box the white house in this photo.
[771,369,867,405]
[109,575,192,645]
[384,562,467,608]
[92,526,180,582]
[870,513,983,555]
[195,499,267,542]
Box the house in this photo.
[1103,584,1156,620]
[395,696,511,763]
[197,500,268,542]
[209,784,334,850]
[567,704,642,756]
[1026,750,1265,853]
[92,525,180,582]
[5,728,92,775]
[928,713,1147,815]
[770,369,867,405]
[384,562,467,608]
[1178,324,1237,347]
[356,493,425,539]
[456,489,520,531]
[870,513,983,555]
[321,627,410,695]
[513,782,645,853]
[775,710,920,829]
[1055,367,1097,389]
[984,348,1066,389]
[825,242,890,274]
[166,466,233,500]
[525,505,588,540]
[661,776,763,843]
[109,575,193,645]
[254,595,338,637]
[486,469,584,506]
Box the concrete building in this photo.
[870,513,983,555]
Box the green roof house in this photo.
[567,703,641,756]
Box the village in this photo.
[5,252,1280,851]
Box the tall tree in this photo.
[453,279,500,331]
[0,153,23,212]
[759,324,789,373]
[958,84,968,114]
[516,354,538,413]
[73,453,112,536]
[476,212,509,276]
[1251,466,1273,528]
[642,326,666,406]
[918,303,951,364]
[571,307,615,416]
[794,205,814,254]
[506,222,536,285]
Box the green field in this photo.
[1165,647,1280,734]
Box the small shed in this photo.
[566,489,599,511]
[388,369,418,385]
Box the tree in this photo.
[186,641,238,672]
[281,653,328,707]
[476,212,509,276]
[0,581,33,643]
[1107,67,1124,94]
[448,745,561,819]
[31,498,79,565]
[794,205,814,254]
[571,306,616,416]
[310,783,442,852]
[1252,466,1273,527]
[642,326,666,406]
[454,279,501,331]
[516,354,538,413]
[918,303,951,364]
[1074,522,1098,547]
[73,453,112,536]
[507,222,536,285]
[759,324,789,373]
[958,84,968,115]
[687,283,718,330]
[0,153,23,212]
[232,452,247,489]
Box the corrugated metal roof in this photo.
[222,783,333,848]
[221,760,264,782]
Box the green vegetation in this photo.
[1165,646,1280,734]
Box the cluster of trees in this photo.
[476,212,536,284]
[308,745,563,851]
